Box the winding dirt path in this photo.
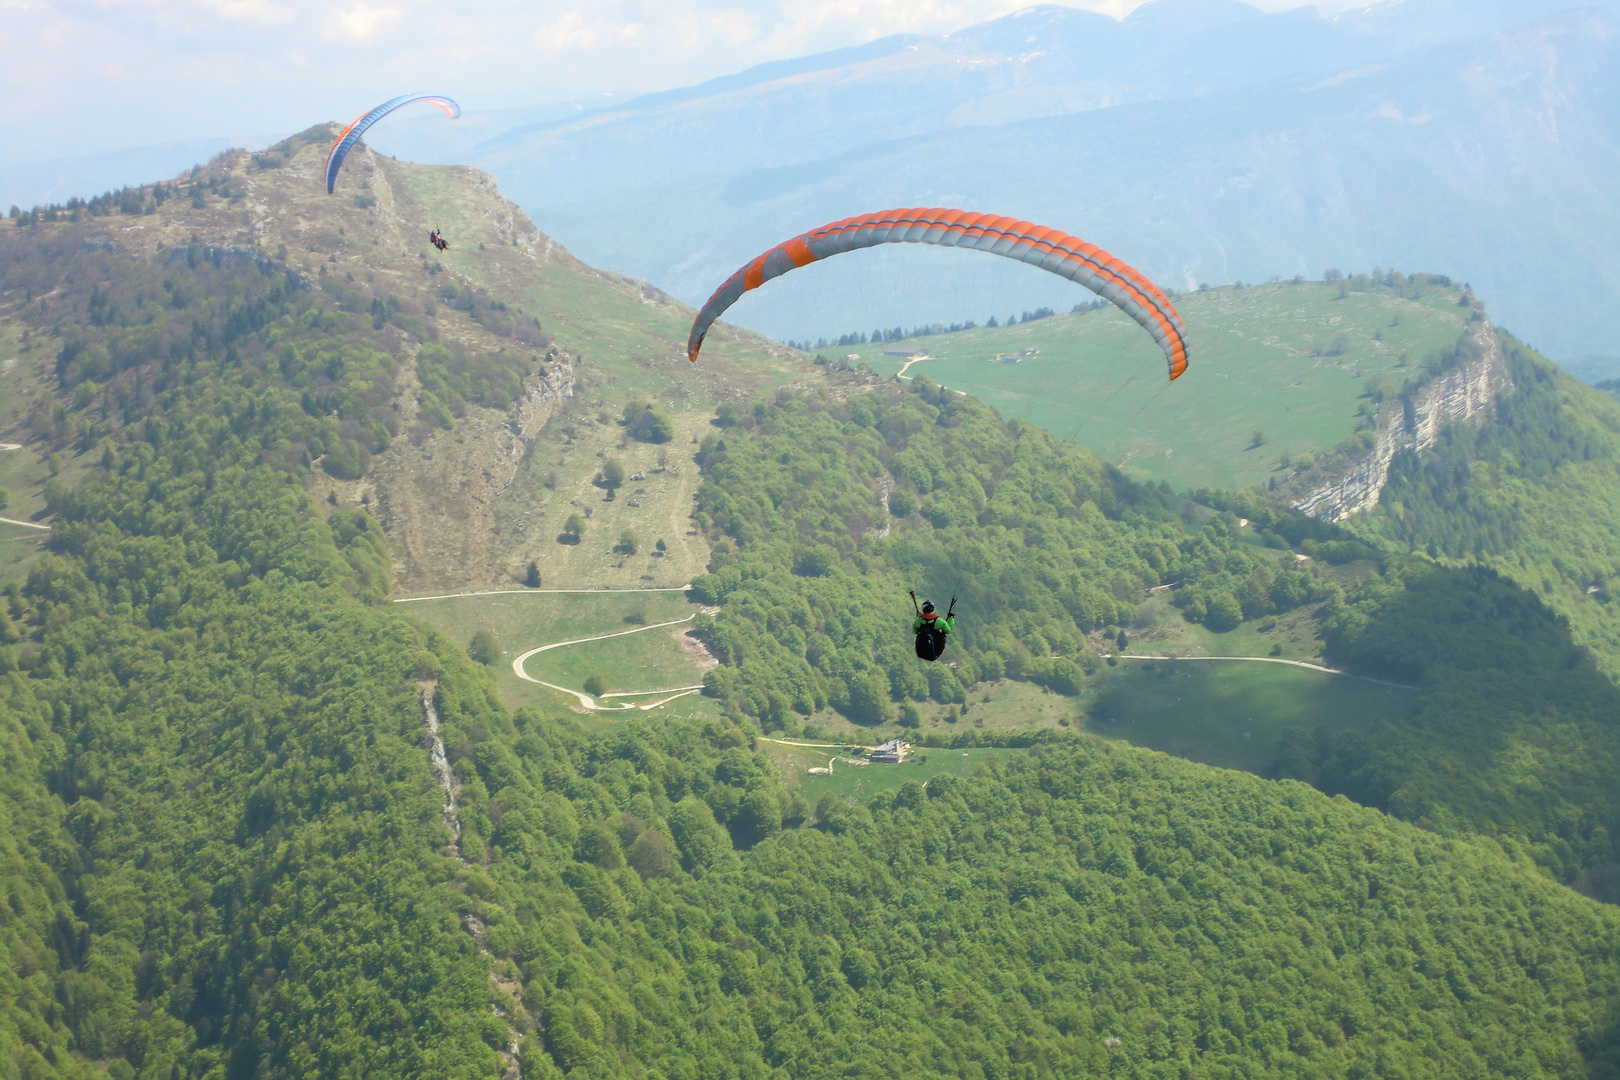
[510,616,706,711]
[894,356,929,379]
[395,585,691,604]
[757,737,852,749]
[1104,653,1419,691]
[0,516,49,531]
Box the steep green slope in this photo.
[0,231,502,1077]
[688,378,1336,724]
[1275,558,1620,896]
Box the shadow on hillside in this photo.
[1269,562,1620,898]
[1584,1015,1620,1079]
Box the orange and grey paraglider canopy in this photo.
[686,208,1188,380]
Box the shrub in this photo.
[1205,592,1243,632]
[625,403,675,443]
[467,629,499,666]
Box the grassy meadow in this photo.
[383,163,831,594]
[1082,659,1416,773]
[860,280,1470,490]
[399,589,719,716]
[759,739,1023,802]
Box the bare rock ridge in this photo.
[422,683,530,1079]
[1291,320,1513,522]
[420,683,462,848]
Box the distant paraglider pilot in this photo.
[911,592,956,662]
[430,228,449,252]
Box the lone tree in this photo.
[601,459,626,490]
[654,538,667,556]
[617,529,640,555]
[467,629,499,666]
[524,561,541,588]
[1250,429,1266,449]
[583,673,607,696]
[562,513,586,543]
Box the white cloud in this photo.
[328,2,400,40]
[201,0,295,25]
[530,10,643,53]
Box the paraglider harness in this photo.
[911,591,956,662]
[429,228,449,252]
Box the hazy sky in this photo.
[2,0,1368,165]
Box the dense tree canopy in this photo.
[689,379,1332,727]
[3,213,1620,1080]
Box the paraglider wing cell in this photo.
[324,93,462,194]
[685,208,1188,380]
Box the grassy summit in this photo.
[859,275,1471,491]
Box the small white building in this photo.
[869,739,912,764]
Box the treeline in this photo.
[785,301,1104,352]
[7,136,319,227]
[9,170,247,226]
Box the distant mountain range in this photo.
[408,0,1620,368]
[11,0,1619,370]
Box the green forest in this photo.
[689,377,1333,723]
[682,376,1620,896]
[4,175,1620,1080]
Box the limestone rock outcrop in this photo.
[1290,320,1513,522]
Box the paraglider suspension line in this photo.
[1063,367,1144,444]
[1129,380,1172,421]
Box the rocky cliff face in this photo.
[1290,320,1514,522]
